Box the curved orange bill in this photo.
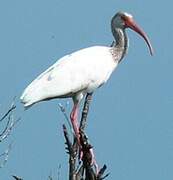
[126,19,154,56]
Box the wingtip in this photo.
[20,95,33,110]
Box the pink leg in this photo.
[70,102,99,173]
[70,103,80,145]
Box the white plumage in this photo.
[21,46,117,107]
[20,11,153,147]
[21,11,153,108]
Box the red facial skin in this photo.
[122,15,154,56]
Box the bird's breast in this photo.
[80,48,118,92]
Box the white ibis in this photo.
[20,11,153,143]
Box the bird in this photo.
[20,11,153,143]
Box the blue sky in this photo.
[0,0,172,179]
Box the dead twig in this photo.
[0,98,20,142]
[0,99,20,170]
[97,165,109,180]
[58,103,72,131]
[12,175,23,180]
[0,143,12,168]
[63,124,77,180]
[0,117,21,142]
[0,104,16,122]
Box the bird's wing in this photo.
[40,52,91,96]
[21,46,115,106]
[28,54,70,86]
[21,52,90,105]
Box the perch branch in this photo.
[80,92,93,131]
[63,124,77,180]
[62,92,108,179]
[79,129,109,180]
[79,130,96,180]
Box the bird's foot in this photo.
[79,145,99,174]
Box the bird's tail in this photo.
[20,86,42,108]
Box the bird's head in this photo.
[111,11,154,55]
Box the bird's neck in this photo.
[111,27,129,63]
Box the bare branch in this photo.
[0,100,16,122]
[76,165,84,180]
[58,103,72,132]
[48,175,53,180]
[57,164,61,180]
[0,113,12,137]
[0,143,12,168]
[62,92,108,180]
[63,124,77,180]
[63,124,73,154]
[0,98,20,142]
[12,175,23,180]
[97,165,109,180]
[80,93,93,131]
[0,99,20,171]
[79,130,96,180]
[0,117,21,142]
